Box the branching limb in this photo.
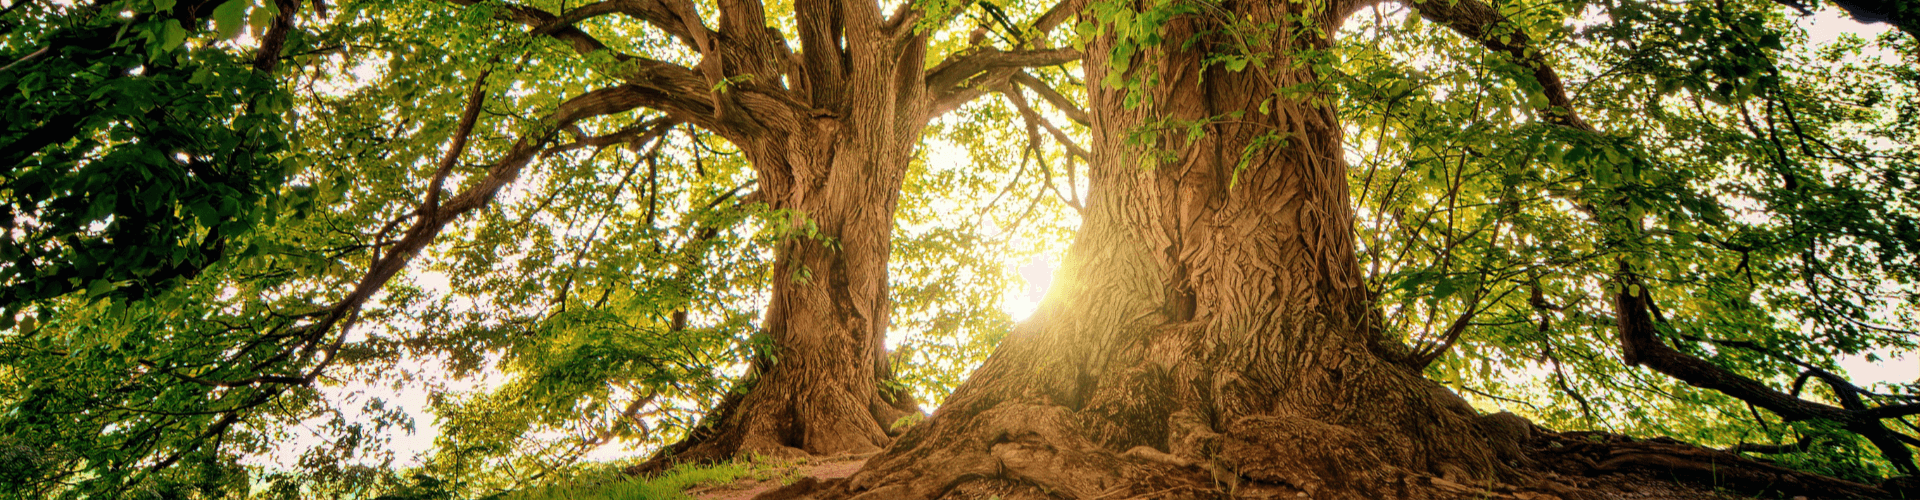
[252,0,301,72]
[147,86,660,391]
[1031,0,1090,37]
[529,0,705,49]
[1001,82,1083,212]
[926,47,1080,117]
[1614,265,1920,473]
[444,0,711,107]
[1000,81,1090,161]
[543,117,678,157]
[1009,71,1088,126]
[1406,289,1484,371]
[424,70,493,216]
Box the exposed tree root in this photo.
[748,410,1897,500]
[622,362,921,476]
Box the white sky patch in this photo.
[1004,252,1059,323]
[1840,350,1919,386]
[1798,8,1894,47]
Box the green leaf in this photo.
[212,0,247,40]
[249,3,275,35]
[160,20,187,50]
[86,278,115,298]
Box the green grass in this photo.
[496,458,798,500]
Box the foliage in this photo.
[1,0,1917,496]
[1336,0,1919,479]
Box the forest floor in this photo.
[683,453,871,500]
[661,431,1876,500]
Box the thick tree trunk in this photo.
[785,2,1536,499]
[656,137,924,464]
[636,26,933,467]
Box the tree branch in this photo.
[1009,71,1088,126]
[543,117,678,157]
[424,70,493,217]
[1409,0,1589,131]
[145,86,660,390]
[251,0,300,72]
[926,47,1080,117]
[1613,265,1920,473]
[1031,0,1089,36]
[445,0,711,102]
[1000,83,1090,162]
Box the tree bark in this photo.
[789,1,1539,498]
[633,15,934,467]
[655,123,929,464]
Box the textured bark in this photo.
[660,107,929,464]
[784,2,1542,499]
[636,27,933,466]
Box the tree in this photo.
[778,0,1920,498]
[415,0,1078,465]
[5,0,1918,495]
[2,0,1085,492]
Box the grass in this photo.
[496,457,800,500]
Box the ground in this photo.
[684,453,876,500]
[665,427,1898,500]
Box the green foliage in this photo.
[1337,0,1919,475]
[0,0,297,312]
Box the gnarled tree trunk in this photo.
[642,28,933,464]
[630,8,1078,465]
[793,2,1535,498]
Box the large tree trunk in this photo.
[786,2,1535,498]
[659,133,926,463]
[636,18,933,467]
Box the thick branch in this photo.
[1615,270,1847,423]
[1031,0,1090,36]
[926,47,1080,116]
[445,0,711,108]
[795,0,847,108]
[251,0,300,72]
